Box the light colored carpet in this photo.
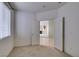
[8,46,70,57]
[40,36,54,47]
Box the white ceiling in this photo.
[13,2,66,13]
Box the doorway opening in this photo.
[40,20,54,48]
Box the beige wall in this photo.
[49,20,55,39]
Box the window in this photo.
[0,3,11,39]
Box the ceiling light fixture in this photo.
[42,5,46,8]
[58,2,62,4]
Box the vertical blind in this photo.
[0,3,11,39]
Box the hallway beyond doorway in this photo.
[40,21,54,48]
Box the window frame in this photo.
[0,3,12,40]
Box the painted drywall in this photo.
[54,17,63,51]
[15,11,40,46]
[49,20,55,39]
[57,3,79,56]
[32,17,40,45]
[0,10,14,57]
[49,20,55,47]
[37,10,58,21]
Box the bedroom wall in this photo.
[49,20,55,39]
[57,2,79,56]
[37,10,58,21]
[15,11,40,47]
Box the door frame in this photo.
[62,17,65,52]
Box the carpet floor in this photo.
[8,45,70,57]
